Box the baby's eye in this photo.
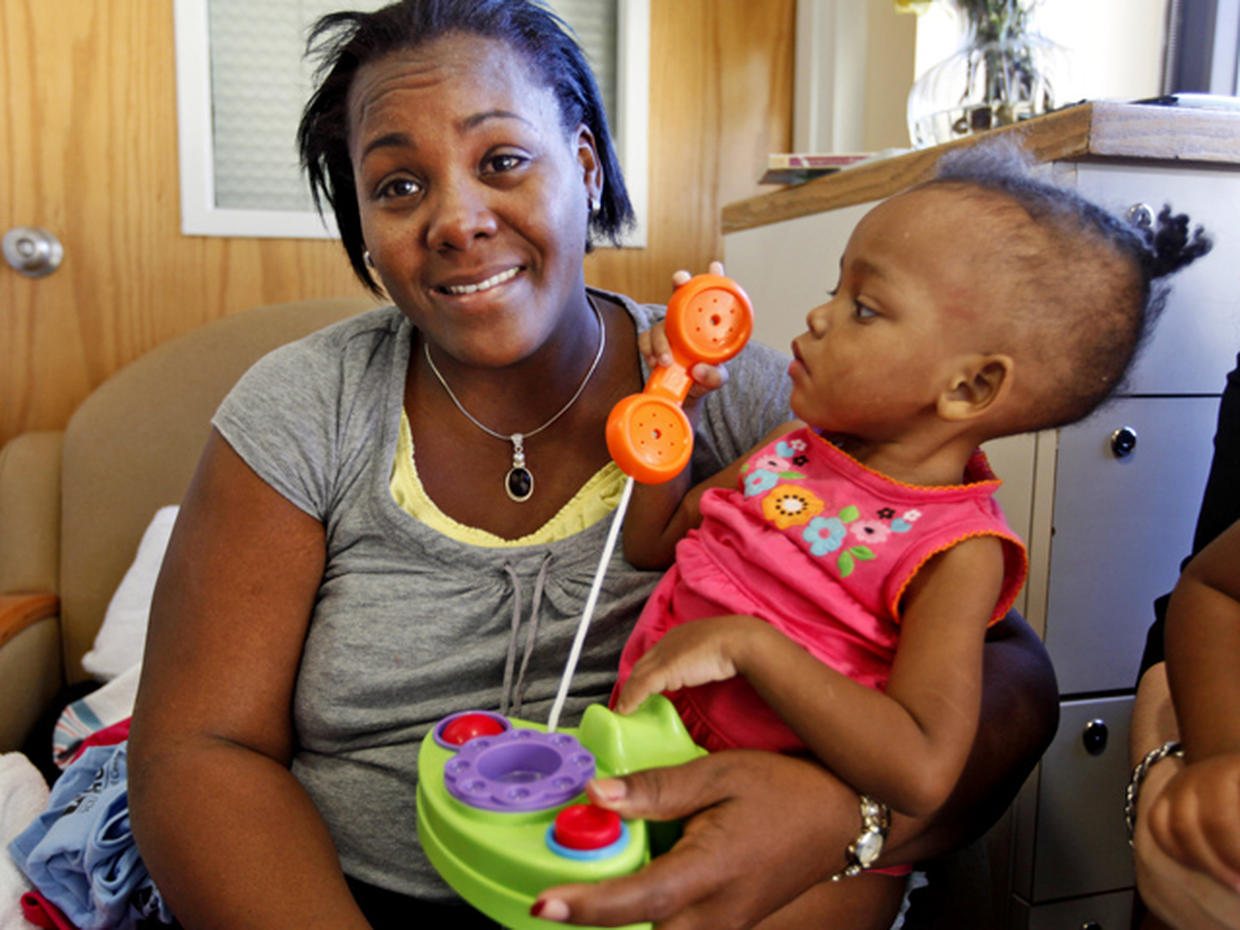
[853,302,877,320]
[377,177,422,200]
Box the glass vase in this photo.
[906,24,1060,149]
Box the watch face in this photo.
[854,830,884,867]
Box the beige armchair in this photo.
[0,296,374,752]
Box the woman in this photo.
[127,2,1057,927]
[1130,353,1240,930]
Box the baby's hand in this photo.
[613,615,761,715]
[1147,751,1240,892]
[638,261,731,401]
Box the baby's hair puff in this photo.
[925,136,1212,433]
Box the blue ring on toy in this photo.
[544,822,631,861]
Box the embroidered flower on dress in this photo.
[877,507,896,520]
[775,438,807,458]
[792,454,809,467]
[762,485,824,529]
[755,454,792,473]
[890,509,920,533]
[804,516,848,555]
[849,521,891,545]
[744,469,780,496]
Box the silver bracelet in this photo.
[1124,739,1184,846]
[830,794,890,880]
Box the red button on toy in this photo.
[553,804,623,850]
[440,713,506,746]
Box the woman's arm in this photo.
[128,431,369,929]
[533,610,1058,928]
[1165,518,1240,760]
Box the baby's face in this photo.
[788,187,998,439]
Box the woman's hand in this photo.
[1147,753,1240,894]
[531,750,855,929]
[1133,753,1240,930]
[613,615,766,715]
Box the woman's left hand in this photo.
[530,749,854,929]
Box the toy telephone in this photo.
[417,696,706,929]
[606,273,754,483]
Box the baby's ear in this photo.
[937,354,1013,422]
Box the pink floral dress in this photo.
[613,426,1027,755]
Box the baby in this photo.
[612,142,1212,928]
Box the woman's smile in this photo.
[433,264,524,296]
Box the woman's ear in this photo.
[937,354,1014,422]
[574,124,603,212]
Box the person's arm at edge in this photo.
[128,431,370,929]
[1164,519,1240,761]
[531,609,1058,928]
[1130,662,1240,930]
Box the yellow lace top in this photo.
[390,410,627,547]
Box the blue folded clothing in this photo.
[8,743,171,930]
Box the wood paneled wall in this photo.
[0,0,793,449]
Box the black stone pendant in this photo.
[505,433,533,502]
[506,467,534,502]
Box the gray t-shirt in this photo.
[212,288,792,899]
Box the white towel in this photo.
[0,752,51,928]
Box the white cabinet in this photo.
[721,103,1240,928]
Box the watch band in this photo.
[830,794,890,881]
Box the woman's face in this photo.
[348,34,602,366]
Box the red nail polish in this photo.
[531,900,546,917]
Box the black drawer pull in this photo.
[1110,426,1138,458]
[1082,719,1108,756]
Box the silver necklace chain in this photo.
[422,296,606,502]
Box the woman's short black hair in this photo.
[297,0,634,294]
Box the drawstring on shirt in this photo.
[499,552,553,717]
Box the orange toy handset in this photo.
[606,273,753,483]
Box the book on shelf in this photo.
[759,152,871,185]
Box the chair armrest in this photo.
[0,592,63,751]
[0,592,60,650]
[0,430,63,595]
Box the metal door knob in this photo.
[3,226,64,278]
[1110,426,1138,458]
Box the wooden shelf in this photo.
[723,101,1240,234]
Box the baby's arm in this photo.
[621,263,796,569]
[1149,517,1240,890]
[615,535,1005,818]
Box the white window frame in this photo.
[172,0,649,245]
